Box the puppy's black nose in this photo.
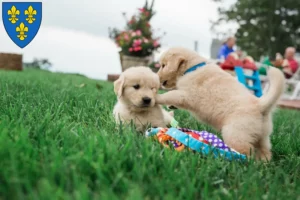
[162,80,168,86]
[142,97,151,105]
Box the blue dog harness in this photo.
[184,62,206,75]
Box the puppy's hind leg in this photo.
[256,116,273,161]
[256,136,272,161]
[221,123,256,158]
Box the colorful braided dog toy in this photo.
[145,127,247,161]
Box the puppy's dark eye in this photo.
[162,64,165,68]
[133,84,140,90]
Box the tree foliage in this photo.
[23,58,52,69]
[212,0,300,60]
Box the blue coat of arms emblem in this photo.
[2,2,42,48]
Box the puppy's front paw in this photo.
[155,95,163,104]
[168,111,174,117]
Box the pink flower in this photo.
[133,39,142,47]
[124,34,129,41]
[136,30,142,36]
[144,39,149,43]
[128,17,136,25]
[153,40,159,47]
[131,32,136,37]
[138,8,145,12]
[129,48,133,52]
[134,46,142,51]
[155,63,160,68]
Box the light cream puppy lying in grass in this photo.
[113,66,174,132]
[156,47,285,161]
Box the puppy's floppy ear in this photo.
[114,76,125,98]
[169,53,186,72]
[176,56,186,70]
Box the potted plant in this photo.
[109,0,165,72]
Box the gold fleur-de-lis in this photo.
[25,6,37,24]
[7,6,20,24]
[16,23,29,41]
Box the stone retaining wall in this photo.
[107,74,120,82]
[0,53,23,71]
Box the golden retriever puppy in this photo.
[113,66,174,132]
[156,47,285,160]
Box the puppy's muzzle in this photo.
[142,97,151,106]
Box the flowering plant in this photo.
[148,61,161,72]
[109,0,165,57]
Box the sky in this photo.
[0,0,236,80]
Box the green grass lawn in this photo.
[0,69,299,200]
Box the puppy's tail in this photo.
[259,67,285,114]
